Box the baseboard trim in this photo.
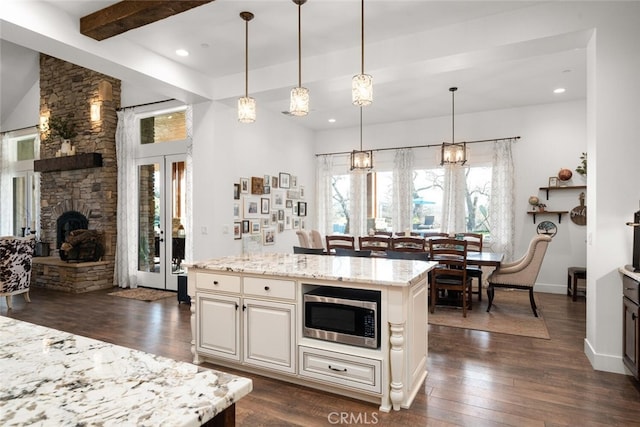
[584,337,628,375]
[533,282,565,294]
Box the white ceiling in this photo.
[1,0,587,131]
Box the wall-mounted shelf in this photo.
[527,211,568,224]
[34,153,102,173]
[538,185,587,200]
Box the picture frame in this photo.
[298,201,307,217]
[272,189,286,209]
[240,178,249,194]
[233,222,242,240]
[291,175,298,188]
[270,211,278,225]
[243,196,261,218]
[251,220,261,234]
[261,197,270,214]
[251,177,264,195]
[279,172,291,189]
[272,176,278,188]
[264,175,270,184]
[293,217,301,229]
[548,176,558,187]
[261,217,270,228]
[233,202,240,219]
[278,221,284,233]
[263,185,271,194]
[233,183,240,200]
[263,227,276,245]
[287,189,300,199]
[300,186,305,199]
[278,209,285,221]
[285,199,293,209]
[242,220,250,234]
[293,203,298,215]
[284,213,292,230]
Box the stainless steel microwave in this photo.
[303,286,381,349]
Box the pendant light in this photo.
[350,107,374,171]
[440,87,467,166]
[352,0,372,106]
[238,11,256,123]
[289,0,309,116]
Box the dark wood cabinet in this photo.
[623,274,640,379]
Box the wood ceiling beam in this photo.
[80,1,214,41]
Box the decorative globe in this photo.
[558,168,573,181]
[528,196,540,206]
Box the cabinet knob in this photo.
[264,286,270,291]
[213,281,219,285]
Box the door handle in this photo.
[159,238,164,243]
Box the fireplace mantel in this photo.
[34,153,103,173]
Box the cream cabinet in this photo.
[193,271,296,374]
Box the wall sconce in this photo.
[39,115,49,133]
[91,102,102,122]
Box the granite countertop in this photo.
[620,265,640,282]
[186,253,436,287]
[0,317,252,427]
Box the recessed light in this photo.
[175,49,189,57]
[553,87,566,94]
[328,118,336,123]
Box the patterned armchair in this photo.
[0,235,35,309]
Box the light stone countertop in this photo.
[0,316,252,427]
[620,265,640,282]
[187,252,436,287]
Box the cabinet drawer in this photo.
[623,275,640,305]
[244,276,295,300]
[196,272,241,293]
[299,346,381,394]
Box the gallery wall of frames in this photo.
[233,172,307,248]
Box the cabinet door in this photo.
[197,294,241,361]
[623,298,639,378]
[243,298,296,373]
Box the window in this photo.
[140,110,187,144]
[326,164,493,236]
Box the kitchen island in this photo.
[187,253,435,412]
[0,316,252,426]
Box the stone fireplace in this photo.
[31,55,120,293]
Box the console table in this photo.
[0,317,252,426]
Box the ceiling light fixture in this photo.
[351,107,373,171]
[553,87,566,94]
[289,0,309,116]
[238,11,256,123]
[441,87,467,166]
[352,0,372,106]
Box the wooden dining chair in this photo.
[390,236,426,252]
[325,235,355,253]
[374,231,392,237]
[456,232,484,301]
[429,238,473,317]
[359,236,391,252]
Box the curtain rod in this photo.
[315,135,520,157]
[1,124,39,135]
[116,98,176,111]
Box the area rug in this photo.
[428,289,550,339]
[108,288,175,302]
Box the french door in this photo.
[136,154,186,291]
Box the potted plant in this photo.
[575,152,587,176]
[46,115,78,141]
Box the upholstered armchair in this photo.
[0,235,36,309]
[486,234,552,317]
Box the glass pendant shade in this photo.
[351,150,373,171]
[440,142,467,166]
[238,96,256,123]
[289,87,309,116]
[352,73,373,106]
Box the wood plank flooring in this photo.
[3,287,640,426]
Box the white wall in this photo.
[191,101,316,261]
[316,100,588,293]
[1,80,39,132]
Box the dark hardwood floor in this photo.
[3,286,640,426]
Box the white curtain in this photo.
[0,133,15,236]
[114,109,138,288]
[349,170,367,237]
[440,163,467,234]
[315,155,334,236]
[392,148,414,233]
[184,105,193,264]
[489,139,515,260]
